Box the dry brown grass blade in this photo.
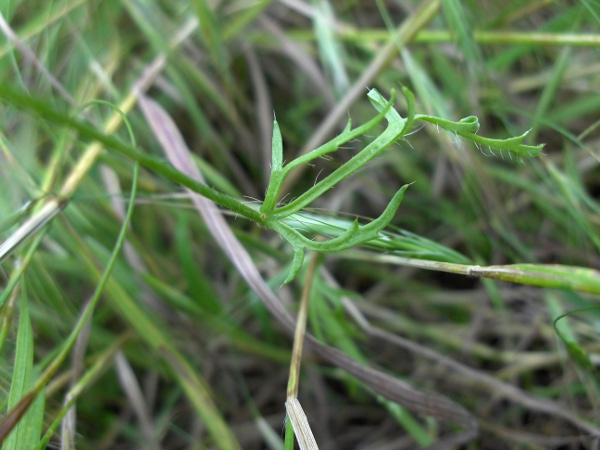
[324,271,600,438]
[287,251,319,400]
[115,351,160,450]
[138,93,478,446]
[0,392,36,443]
[61,311,91,450]
[368,322,600,437]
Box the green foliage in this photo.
[0,0,599,448]
[0,83,543,286]
[4,292,43,450]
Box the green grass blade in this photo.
[89,255,241,449]
[191,0,232,86]
[313,0,349,96]
[4,288,42,450]
[36,335,128,450]
[529,45,572,142]
[580,0,600,24]
[0,83,263,223]
[174,213,222,313]
[442,0,482,77]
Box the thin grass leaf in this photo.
[222,0,274,40]
[0,198,67,265]
[192,0,232,86]
[553,304,598,373]
[580,0,600,24]
[0,164,136,444]
[313,0,349,96]
[35,334,129,450]
[0,64,162,266]
[138,93,242,450]
[4,288,42,450]
[442,0,483,77]
[529,45,573,142]
[76,235,242,449]
[311,279,364,363]
[549,295,600,411]
[115,351,159,450]
[0,283,18,354]
[140,271,290,362]
[0,110,139,441]
[0,83,263,223]
[496,264,600,294]
[0,200,37,234]
[546,162,600,252]
[0,229,45,317]
[401,48,449,117]
[174,214,222,313]
[381,400,434,447]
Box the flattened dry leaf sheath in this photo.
[0,198,67,265]
[285,399,318,450]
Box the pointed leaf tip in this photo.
[284,248,305,284]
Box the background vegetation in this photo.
[0,0,599,448]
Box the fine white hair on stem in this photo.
[314,167,326,186]
[404,123,425,137]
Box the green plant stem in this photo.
[35,334,131,450]
[342,251,600,295]
[0,84,264,224]
[286,251,319,399]
[284,251,319,449]
[287,29,600,46]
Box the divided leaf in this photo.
[259,88,544,283]
[416,114,544,158]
